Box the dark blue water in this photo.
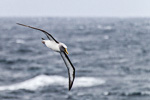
[0,17,150,100]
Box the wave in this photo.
[16,39,25,44]
[103,91,150,96]
[0,75,105,91]
[97,25,113,30]
[0,58,27,64]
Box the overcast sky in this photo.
[0,0,150,17]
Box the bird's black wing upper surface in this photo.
[17,23,59,43]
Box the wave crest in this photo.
[0,75,105,91]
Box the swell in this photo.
[0,58,28,64]
[103,91,150,96]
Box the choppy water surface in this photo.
[0,18,150,100]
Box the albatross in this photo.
[17,23,75,90]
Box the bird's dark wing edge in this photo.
[60,52,75,90]
[17,23,59,43]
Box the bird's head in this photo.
[59,43,69,54]
[41,38,45,44]
[42,41,45,44]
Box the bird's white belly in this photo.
[45,41,60,52]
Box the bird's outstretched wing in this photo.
[60,52,75,90]
[17,23,59,43]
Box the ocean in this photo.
[0,17,150,100]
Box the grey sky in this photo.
[0,0,150,17]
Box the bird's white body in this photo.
[44,40,60,52]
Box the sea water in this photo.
[0,18,150,100]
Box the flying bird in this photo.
[17,23,75,90]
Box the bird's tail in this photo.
[41,38,45,40]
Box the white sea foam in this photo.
[97,25,113,30]
[16,39,25,44]
[0,75,105,91]
[104,35,109,40]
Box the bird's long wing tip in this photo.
[16,23,26,26]
[69,85,72,91]
[69,79,74,90]
[16,23,21,25]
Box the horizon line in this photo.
[0,15,150,18]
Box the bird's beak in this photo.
[65,48,69,54]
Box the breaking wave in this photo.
[0,75,105,91]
